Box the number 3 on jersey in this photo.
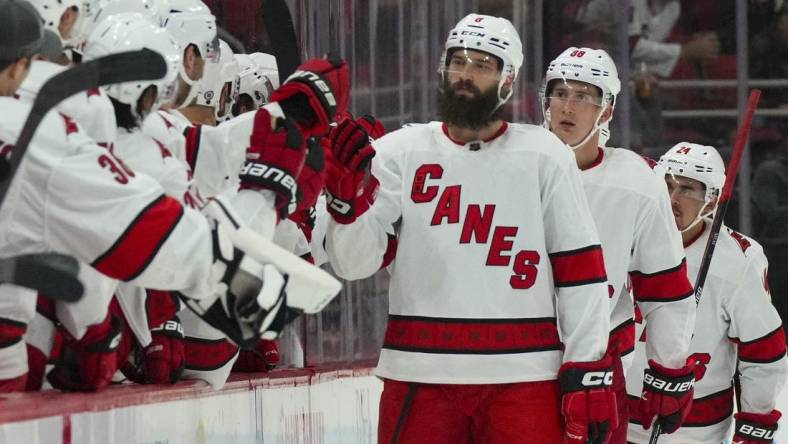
[98,147,135,185]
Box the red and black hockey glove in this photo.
[232,339,280,372]
[289,206,317,243]
[47,312,124,392]
[324,115,383,224]
[733,410,781,443]
[241,109,307,219]
[293,137,325,214]
[140,316,184,384]
[558,355,619,444]
[270,55,350,137]
[636,358,695,433]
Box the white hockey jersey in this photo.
[581,147,694,370]
[326,121,611,384]
[626,223,787,443]
[0,97,219,304]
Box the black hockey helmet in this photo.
[0,0,45,70]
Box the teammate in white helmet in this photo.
[182,39,238,125]
[231,52,279,117]
[0,0,293,392]
[27,0,82,47]
[539,47,697,442]
[325,14,613,443]
[625,143,787,444]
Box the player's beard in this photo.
[437,78,502,130]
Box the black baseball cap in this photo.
[0,0,46,69]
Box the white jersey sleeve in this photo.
[725,232,787,414]
[0,98,213,301]
[627,175,695,368]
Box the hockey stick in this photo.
[261,0,302,81]
[648,89,762,443]
[0,254,83,302]
[0,49,167,302]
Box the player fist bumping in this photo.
[270,55,350,137]
[733,410,780,443]
[242,109,307,219]
[558,354,619,444]
[636,358,695,433]
[325,115,385,224]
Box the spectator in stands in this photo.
[751,2,788,109]
[752,138,788,334]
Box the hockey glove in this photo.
[48,313,124,392]
[558,355,619,444]
[636,359,695,433]
[733,410,781,443]
[139,316,185,384]
[270,55,350,137]
[325,116,382,224]
[289,206,317,243]
[241,109,306,219]
[293,137,326,214]
[232,339,280,372]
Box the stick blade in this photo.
[0,254,84,302]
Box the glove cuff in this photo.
[734,410,780,441]
[558,356,614,393]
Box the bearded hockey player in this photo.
[540,47,696,442]
[626,143,787,444]
[325,14,615,443]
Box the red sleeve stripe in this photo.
[184,337,239,371]
[92,195,184,282]
[731,326,787,364]
[549,245,607,288]
[608,319,635,356]
[183,125,202,172]
[380,233,398,270]
[630,259,693,302]
[0,317,26,347]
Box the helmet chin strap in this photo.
[567,105,607,151]
[679,199,717,233]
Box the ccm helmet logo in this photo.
[460,30,485,37]
[643,373,693,392]
[581,371,613,387]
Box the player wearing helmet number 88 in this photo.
[540,47,697,444]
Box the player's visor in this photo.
[443,49,501,80]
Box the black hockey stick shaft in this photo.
[262,0,302,81]
[649,89,761,444]
[0,49,167,204]
[0,254,83,302]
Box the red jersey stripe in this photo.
[608,318,635,356]
[549,245,607,288]
[92,195,184,282]
[732,326,787,364]
[383,315,561,354]
[628,387,734,428]
[183,125,202,171]
[630,259,693,302]
[184,337,239,371]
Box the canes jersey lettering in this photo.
[327,121,611,384]
[581,147,694,371]
[626,224,787,443]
